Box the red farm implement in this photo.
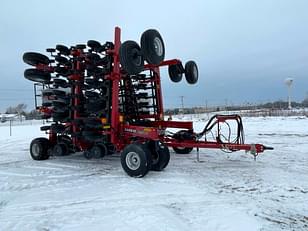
[23,27,272,177]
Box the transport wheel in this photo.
[149,141,170,171]
[185,61,198,84]
[140,29,165,65]
[168,64,183,82]
[172,130,194,154]
[23,52,50,66]
[30,138,50,160]
[24,69,51,83]
[119,40,144,75]
[52,143,69,156]
[121,143,152,177]
[90,144,108,158]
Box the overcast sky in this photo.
[0,0,308,111]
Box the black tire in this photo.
[87,40,102,51]
[121,143,152,177]
[54,66,71,77]
[84,118,102,129]
[76,44,86,50]
[149,142,170,171]
[52,112,69,122]
[53,78,68,88]
[58,135,74,153]
[50,123,66,133]
[52,89,66,96]
[42,89,54,96]
[23,52,50,66]
[24,69,51,83]
[82,131,102,141]
[55,55,69,65]
[140,29,165,65]
[172,130,194,154]
[89,144,107,158]
[185,61,198,84]
[119,40,144,75]
[30,138,50,160]
[40,125,51,131]
[168,64,183,82]
[85,91,100,98]
[56,44,70,56]
[86,100,107,113]
[52,143,69,156]
[173,146,193,154]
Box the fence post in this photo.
[9,120,12,136]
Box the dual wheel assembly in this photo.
[119,29,199,84]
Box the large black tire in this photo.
[87,40,102,51]
[140,29,165,65]
[185,61,198,84]
[121,143,152,177]
[149,142,170,171]
[23,52,50,66]
[30,138,50,160]
[24,69,51,83]
[119,40,144,75]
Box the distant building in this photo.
[0,114,25,123]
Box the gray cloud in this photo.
[1,0,307,111]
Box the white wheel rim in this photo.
[126,152,141,170]
[153,37,163,56]
[31,143,41,157]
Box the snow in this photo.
[0,116,307,230]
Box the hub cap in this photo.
[126,152,141,170]
[153,37,163,56]
[31,143,41,157]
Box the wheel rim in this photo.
[93,147,101,157]
[31,143,41,157]
[153,37,163,56]
[126,151,141,170]
[53,145,62,156]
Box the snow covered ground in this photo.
[0,116,307,230]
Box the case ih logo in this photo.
[124,128,137,133]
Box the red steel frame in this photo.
[36,26,269,156]
[106,27,268,155]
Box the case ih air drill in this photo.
[22,27,272,177]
